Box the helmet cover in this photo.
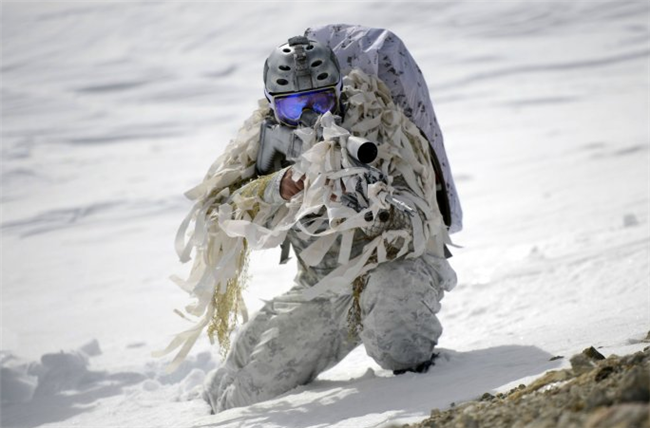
[264,36,341,95]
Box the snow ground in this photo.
[1,2,648,427]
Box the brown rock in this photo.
[583,346,606,361]
[404,348,650,428]
[617,366,650,403]
[586,388,613,410]
[585,403,649,428]
[461,414,478,428]
[594,365,615,382]
[571,353,597,375]
[480,392,494,401]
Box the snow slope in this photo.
[1,2,648,427]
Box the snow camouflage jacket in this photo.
[306,24,463,234]
[158,29,461,370]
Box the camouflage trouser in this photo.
[203,252,456,413]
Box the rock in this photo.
[556,411,576,428]
[480,392,494,401]
[625,350,646,365]
[430,409,442,417]
[585,403,649,428]
[586,388,613,410]
[569,346,605,376]
[461,415,478,428]
[571,353,596,375]
[617,366,650,403]
[583,346,606,361]
[462,404,476,415]
[404,348,650,428]
[594,365,614,382]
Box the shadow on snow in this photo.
[203,344,561,428]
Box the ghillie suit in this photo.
[158,26,461,413]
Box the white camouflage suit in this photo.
[204,229,456,413]
[203,25,461,413]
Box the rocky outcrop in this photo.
[404,344,649,428]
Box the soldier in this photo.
[194,27,461,414]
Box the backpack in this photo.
[305,24,463,233]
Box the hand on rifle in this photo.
[280,168,305,200]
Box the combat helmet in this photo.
[263,36,342,127]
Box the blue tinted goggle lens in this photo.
[274,88,337,126]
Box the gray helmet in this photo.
[264,36,341,95]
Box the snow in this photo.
[1,1,648,427]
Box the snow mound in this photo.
[1,352,39,404]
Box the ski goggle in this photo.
[270,87,339,127]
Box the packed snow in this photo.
[1,2,648,427]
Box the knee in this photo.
[360,257,445,328]
[360,314,442,371]
[358,256,446,371]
